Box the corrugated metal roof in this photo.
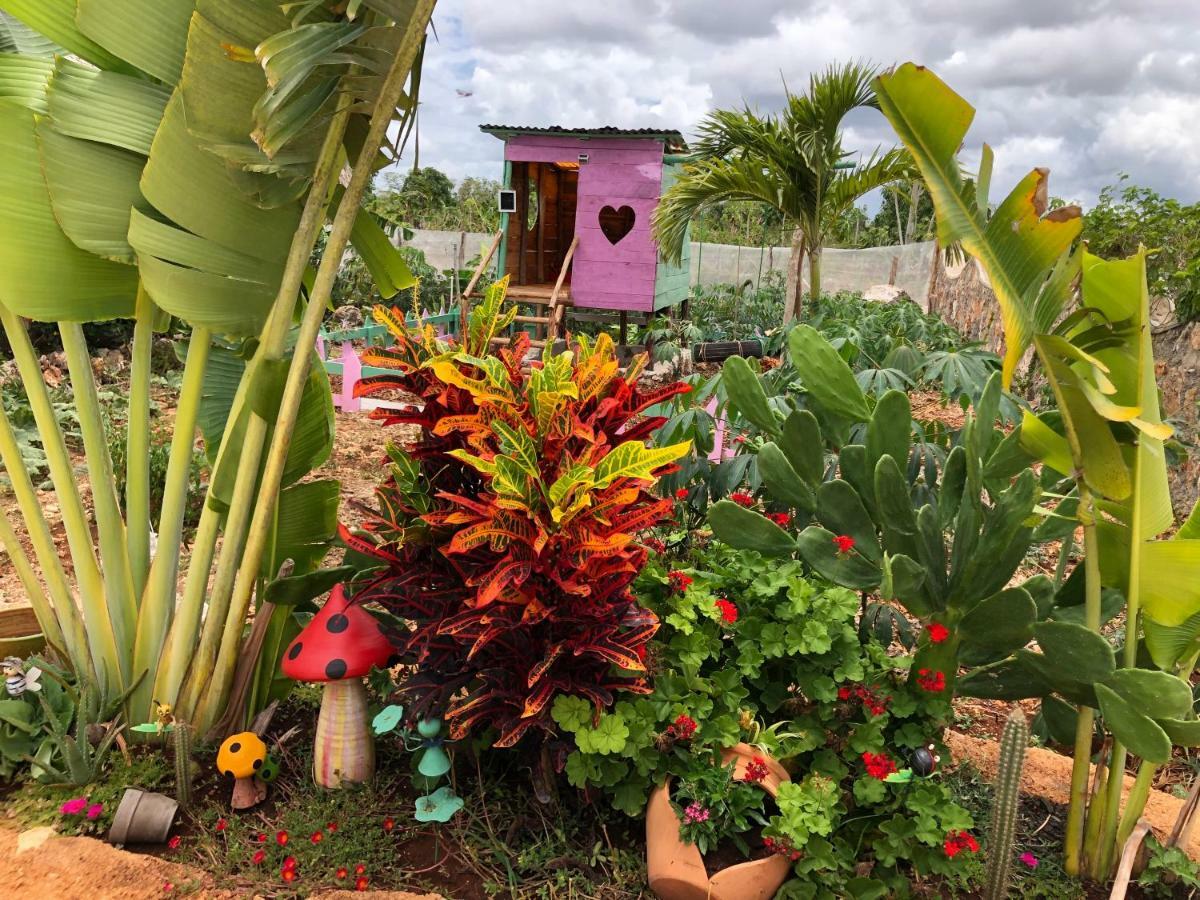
[480,124,688,151]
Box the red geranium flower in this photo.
[674,488,689,500]
[917,668,947,692]
[927,622,950,644]
[667,570,693,593]
[730,491,754,507]
[862,751,898,779]
[832,534,855,554]
[767,512,792,528]
[715,598,739,624]
[670,714,698,740]
[744,756,770,783]
[943,830,980,858]
[252,850,266,865]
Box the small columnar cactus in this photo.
[984,707,1030,900]
[173,721,193,809]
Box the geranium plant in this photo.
[342,280,690,746]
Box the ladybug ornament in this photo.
[911,743,941,777]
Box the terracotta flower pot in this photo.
[0,607,46,659]
[107,789,178,845]
[646,743,793,900]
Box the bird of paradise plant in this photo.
[341,280,691,748]
[0,0,436,738]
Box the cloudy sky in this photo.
[397,0,1200,210]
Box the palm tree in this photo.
[653,62,913,320]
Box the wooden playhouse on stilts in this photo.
[461,125,692,351]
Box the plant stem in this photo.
[1096,739,1126,877]
[1115,763,1155,850]
[0,305,115,692]
[60,322,136,689]
[126,285,154,602]
[202,6,436,733]
[130,328,210,721]
[1064,484,1102,876]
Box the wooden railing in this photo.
[546,234,580,342]
[459,228,503,333]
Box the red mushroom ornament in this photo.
[281,585,395,788]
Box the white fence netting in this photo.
[398,229,938,309]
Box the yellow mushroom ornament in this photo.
[217,731,269,809]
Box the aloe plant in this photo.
[873,62,1200,880]
[0,0,436,737]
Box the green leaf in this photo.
[1103,669,1192,720]
[780,409,824,486]
[264,565,356,606]
[816,480,880,562]
[1039,696,1078,746]
[45,58,170,155]
[551,695,591,733]
[1017,621,1115,705]
[1143,611,1200,671]
[1140,540,1200,627]
[959,588,1036,655]
[708,500,797,556]
[74,0,194,85]
[349,204,416,299]
[796,525,880,590]
[272,478,340,572]
[592,440,690,489]
[574,713,629,755]
[866,389,911,473]
[757,442,815,513]
[1157,718,1200,748]
[1094,683,1171,763]
[0,99,136,321]
[721,356,779,436]
[873,63,1082,386]
[0,0,139,74]
[1018,411,1073,478]
[958,658,1051,701]
[789,324,870,424]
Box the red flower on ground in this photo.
[252,850,266,865]
[167,835,181,850]
[926,623,950,644]
[917,668,947,692]
[839,683,890,716]
[744,756,770,783]
[862,751,898,780]
[282,856,297,871]
[715,598,739,625]
[767,512,792,528]
[943,830,980,858]
[355,876,370,891]
[255,832,267,844]
[336,867,349,879]
[832,534,855,554]
[276,830,289,847]
[670,714,698,740]
[310,830,324,844]
[326,822,338,833]
[674,488,689,500]
[281,868,297,883]
[730,491,754,508]
[162,881,173,893]
[355,864,367,876]
[667,570,693,593]
[215,818,227,832]
[383,817,395,833]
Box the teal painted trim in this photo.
[496,159,512,280]
[653,161,691,311]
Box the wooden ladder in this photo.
[486,235,579,352]
[459,228,503,333]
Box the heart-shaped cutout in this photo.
[598,205,636,245]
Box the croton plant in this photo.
[341,279,691,746]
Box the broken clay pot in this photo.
[646,743,792,900]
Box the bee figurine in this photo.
[3,656,42,698]
[153,700,176,733]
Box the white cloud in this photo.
[400,0,1200,207]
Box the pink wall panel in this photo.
[502,134,666,311]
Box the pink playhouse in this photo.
[473,125,692,344]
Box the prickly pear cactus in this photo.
[984,707,1029,900]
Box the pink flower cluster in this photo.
[59,797,103,820]
[683,802,710,823]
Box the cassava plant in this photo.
[342,280,691,747]
[709,325,1054,702]
[0,0,436,737]
[873,62,1200,880]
